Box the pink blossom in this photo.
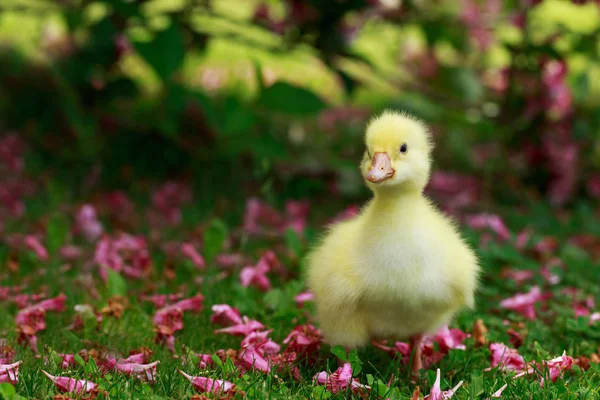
[75,204,103,242]
[430,326,469,352]
[283,324,322,360]
[102,191,135,222]
[426,171,481,212]
[502,268,534,284]
[112,360,160,382]
[424,369,463,399]
[215,253,245,268]
[59,245,84,260]
[284,200,310,234]
[313,363,370,394]
[488,342,526,372]
[239,344,271,373]
[466,213,511,241]
[240,256,272,291]
[24,235,49,261]
[197,354,213,369]
[210,304,243,326]
[589,312,600,324]
[241,331,280,355]
[539,351,573,387]
[153,294,204,352]
[181,243,205,269]
[179,370,234,394]
[500,286,546,320]
[94,233,151,280]
[294,291,314,307]
[215,317,264,336]
[140,293,184,309]
[42,370,98,394]
[0,361,22,384]
[16,294,66,352]
[243,197,284,234]
[151,181,192,225]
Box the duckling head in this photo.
[361,110,433,193]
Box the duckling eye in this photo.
[400,143,408,154]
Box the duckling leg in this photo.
[409,334,424,376]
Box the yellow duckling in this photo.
[306,110,480,374]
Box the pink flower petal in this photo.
[500,286,546,320]
[210,304,243,326]
[241,331,281,355]
[313,363,370,394]
[425,369,463,400]
[181,243,205,269]
[488,343,526,372]
[489,383,508,398]
[294,291,314,307]
[215,317,264,336]
[466,213,511,241]
[42,370,98,394]
[75,204,103,242]
[24,235,49,261]
[179,370,234,394]
[430,326,469,352]
[113,360,160,382]
[0,361,21,383]
[239,345,271,373]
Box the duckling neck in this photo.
[370,186,423,214]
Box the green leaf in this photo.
[133,21,185,82]
[74,354,86,367]
[105,268,128,297]
[224,357,237,375]
[103,0,142,18]
[203,219,228,263]
[256,82,326,116]
[330,345,348,361]
[86,355,98,374]
[348,349,363,375]
[211,354,223,367]
[0,383,16,398]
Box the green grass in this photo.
[1,180,599,399]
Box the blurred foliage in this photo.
[0,0,600,206]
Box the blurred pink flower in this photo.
[103,191,135,223]
[424,368,463,400]
[239,343,271,373]
[16,294,66,352]
[0,133,25,172]
[500,286,547,320]
[42,370,98,394]
[586,175,600,199]
[313,363,370,394]
[215,317,265,336]
[466,213,511,241]
[197,353,213,369]
[151,181,192,226]
[294,291,314,307]
[243,197,310,236]
[153,295,204,352]
[0,361,21,384]
[140,293,184,309]
[180,243,205,269]
[241,331,280,355]
[95,233,152,280]
[240,255,272,291]
[215,252,245,268]
[179,370,234,394]
[430,326,469,352]
[24,235,49,261]
[283,324,322,360]
[427,172,481,212]
[502,268,534,285]
[539,351,573,387]
[75,204,103,242]
[210,304,243,326]
[59,245,84,261]
[112,360,160,382]
[488,342,526,372]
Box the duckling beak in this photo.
[366,152,395,183]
